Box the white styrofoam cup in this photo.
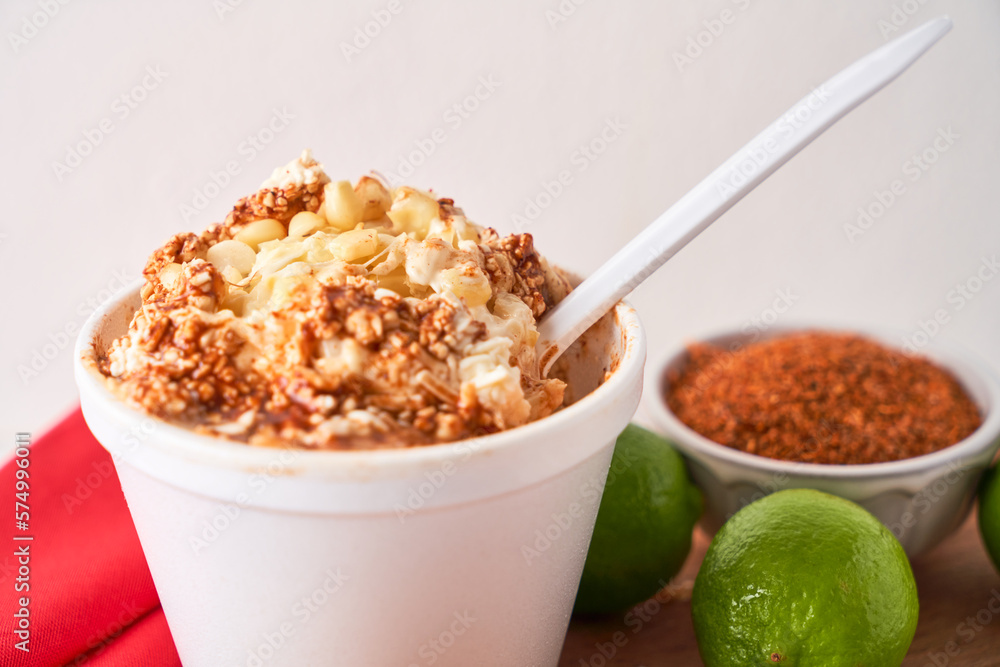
[75,283,646,666]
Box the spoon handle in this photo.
[538,16,953,374]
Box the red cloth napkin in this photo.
[0,409,180,667]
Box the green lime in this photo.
[980,465,1000,573]
[692,489,918,666]
[573,424,703,614]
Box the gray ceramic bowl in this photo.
[644,324,1000,557]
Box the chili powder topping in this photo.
[666,331,982,464]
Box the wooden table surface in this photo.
[561,511,1000,666]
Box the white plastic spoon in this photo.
[537,16,953,375]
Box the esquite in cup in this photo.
[75,283,645,667]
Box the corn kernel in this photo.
[220,290,249,316]
[234,219,286,251]
[354,176,392,221]
[386,187,440,239]
[158,263,183,290]
[270,275,309,308]
[330,229,379,262]
[322,181,363,231]
[206,239,256,275]
[374,268,411,297]
[439,266,492,307]
[221,265,243,284]
[288,211,326,237]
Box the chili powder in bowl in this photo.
[645,326,1000,557]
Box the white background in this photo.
[2,0,998,455]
